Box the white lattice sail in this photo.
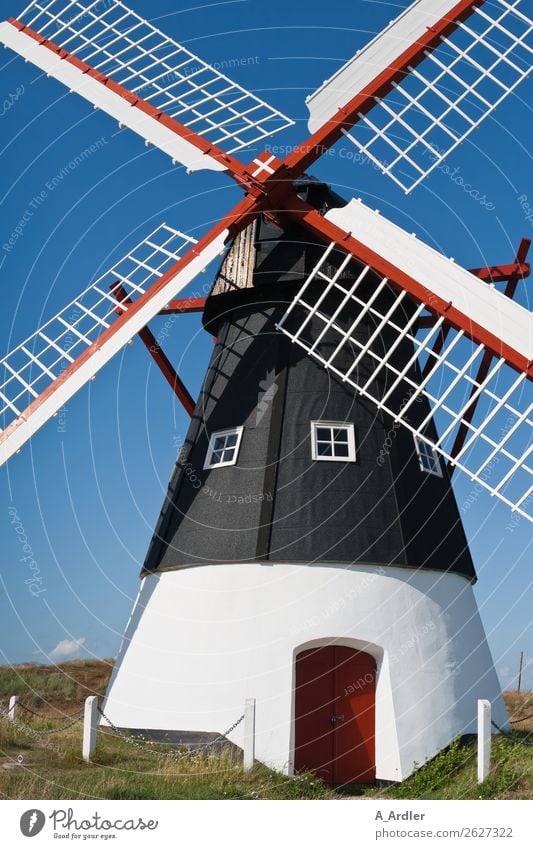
[0,222,228,466]
[306,0,532,193]
[277,200,532,520]
[0,0,294,171]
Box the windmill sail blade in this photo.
[1,0,293,175]
[277,198,532,520]
[304,0,532,193]
[0,222,228,467]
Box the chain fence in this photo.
[16,702,44,718]
[491,718,533,747]
[0,704,84,736]
[97,706,244,759]
[18,700,84,719]
[0,700,245,757]
[507,709,533,724]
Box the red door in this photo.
[294,645,376,784]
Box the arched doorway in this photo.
[293,645,376,784]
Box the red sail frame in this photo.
[1,0,530,478]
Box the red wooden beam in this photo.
[8,17,249,188]
[469,238,530,283]
[469,262,530,283]
[446,346,494,476]
[499,238,531,298]
[138,325,196,416]
[447,239,532,474]
[418,239,530,355]
[111,283,196,416]
[418,315,439,329]
[278,0,484,180]
[422,324,452,382]
[280,192,532,378]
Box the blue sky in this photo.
[0,0,531,690]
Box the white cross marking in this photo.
[251,154,277,178]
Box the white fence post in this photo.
[8,695,19,722]
[83,696,98,763]
[243,698,256,771]
[477,699,491,783]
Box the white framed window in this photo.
[414,435,442,477]
[204,426,244,469]
[311,421,356,462]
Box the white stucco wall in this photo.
[102,562,508,781]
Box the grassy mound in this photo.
[0,661,530,800]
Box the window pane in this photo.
[205,428,242,468]
[333,428,349,442]
[316,428,331,441]
[334,443,349,457]
[317,442,333,457]
[415,436,440,475]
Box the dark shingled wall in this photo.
[143,180,474,580]
[143,294,474,580]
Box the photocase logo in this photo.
[20,809,46,837]
[255,369,278,425]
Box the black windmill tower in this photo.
[144,178,475,580]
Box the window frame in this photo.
[204,426,244,470]
[413,435,443,478]
[310,420,357,463]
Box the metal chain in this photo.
[97,706,244,759]
[17,701,44,717]
[18,701,84,719]
[0,706,83,736]
[492,719,533,747]
[508,709,533,724]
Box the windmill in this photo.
[1,0,531,784]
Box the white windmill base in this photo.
[101,562,509,782]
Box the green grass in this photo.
[0,660,112,710]
[0,668,75,702]
[0,718,333,800]
[363,735,532,800]
[0,662,531,800]
[1,716,530,800]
